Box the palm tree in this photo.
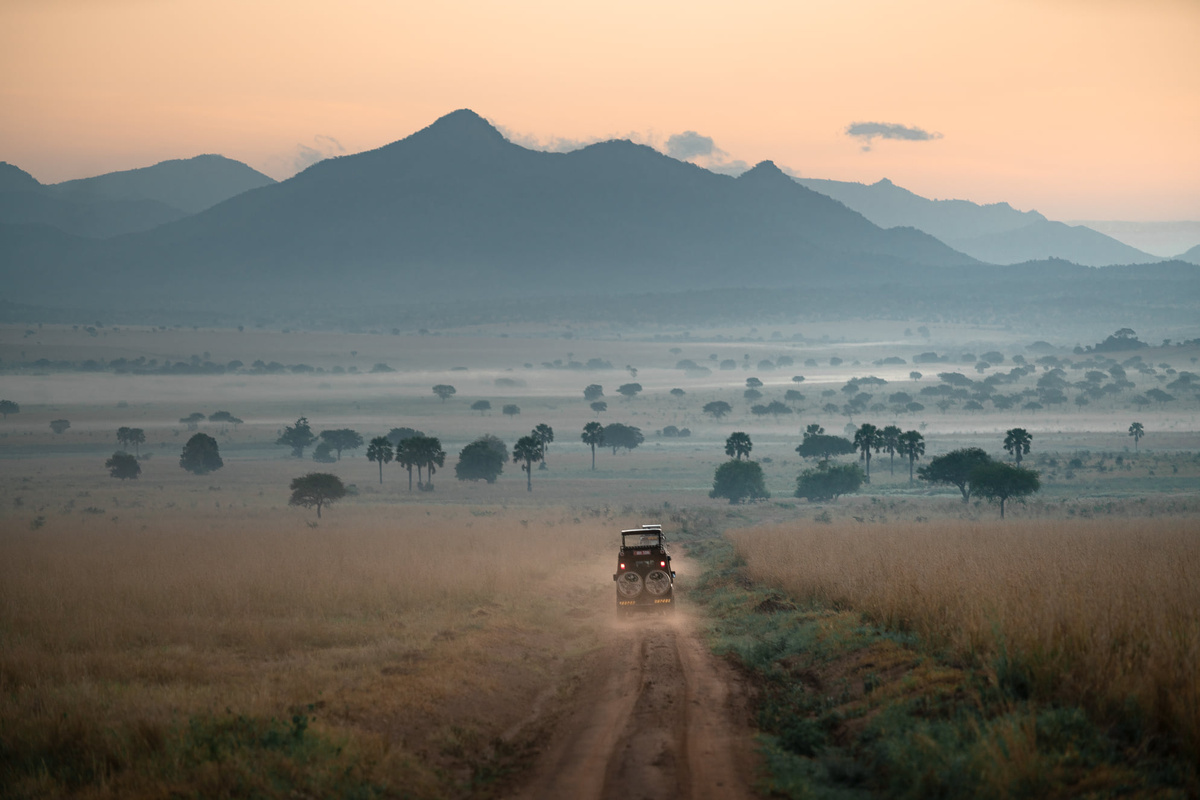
[513,435,543,491]
[413,436,445,489]
[394,438,417,490]
[897,430,925,483]
[1128,421,1144,452]
[581,422,605,470]
[853,423,880,483]
[879,425,902,475]
[724,432,753,460]
[366,436,393,484]
[533,423,554,465]
[1003,428,1032,466]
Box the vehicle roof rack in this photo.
[641,524,662,530]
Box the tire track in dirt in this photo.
[511,556,756,800]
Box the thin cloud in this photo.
[494,122,654,153]
[663,130,750,175]
[495,122,755,176]
[293,135,346,172]
[846,122,943,152]
[666,131,716,160]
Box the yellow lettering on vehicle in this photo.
[617,601,637,606]
[654,599,672,604]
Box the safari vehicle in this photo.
[614,524,675,613]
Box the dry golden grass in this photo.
[0,504,624,797]
[729,518,1200,761]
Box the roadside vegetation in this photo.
[687,515,1200,798]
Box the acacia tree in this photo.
[432,384,456,403]
[724,432,753,460]
[590,401,607,415]
[503,404,521,417]
[209,411,243,428]
[710,460,769,504]
[180,412,205,431]
[49,419,70,434]
[471,400,492,416]
[617,383,643,399]
[512,435,543,492]
[116,426,146,456]
[879,425,902,475]
[288,473,347,519]
[455,438,505,483]
[795,462,864,502]
[277,417,316,458]
[0,400,19,419]
[703,401,732,419]
[180,433,223,475]
[583,384,604,402]
[1128,421,1144,452]
[582,421,605,470]
[602,423,644,454]
[897,430,925,483]
[366,436,393,484]
[853,423,881,483]
[795,425,855,460]
[1003,428,1032,465]
[970,462,1040,518]
[918,447,992,502]
[319,428,363,460]
[106,451,141,480]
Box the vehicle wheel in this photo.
[644,570,672,596]
[616,571,644,598]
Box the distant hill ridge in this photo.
[50,154,276,215]
[793,176,1158,267]
[0,155,274,239]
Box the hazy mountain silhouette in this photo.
[0,110,978,311]
[0,155,274,239]
[1177,244,1200,265]
[50,154,275,215]
[794,176,1158,266]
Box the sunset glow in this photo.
[2,0,1197,220]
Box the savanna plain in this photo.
[2,317,1199,799]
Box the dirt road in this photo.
[510,580,758,800]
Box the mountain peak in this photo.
[738,160,791,184]
[424,109,506,142]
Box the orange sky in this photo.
[2,0,1197,220]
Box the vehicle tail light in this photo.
[619,563,625,570]
[660,561,666,567]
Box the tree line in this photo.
[707,425,1045,518]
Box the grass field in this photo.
[2,319,1198,796]
[1,503,630,798]
[730,518,1200,763]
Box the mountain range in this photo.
[0,109,1196,323]
[792,177,1161,267]
[1,110,980,311]
[0,156,274,239]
